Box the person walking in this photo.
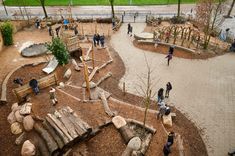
[157,88,164,104]
[127,23,131,35]
[165,54,172,66]
[49,87,58,106]
[129,26,133,37]
[165,82,172,98]
[96,33,100,46]
[93,34,97,47]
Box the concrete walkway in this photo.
[110,23,235,156]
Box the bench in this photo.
[13,74,58,102]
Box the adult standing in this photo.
[127,23,131,34]
[93,34,97,47]
[167,132,175,147]
[100,34,105,47]
[96,33,100,46]
[168,45,175,55]
[129,26,133,37]
[165,82,172,98]
[163,143,171,156]
[157,88,164,103]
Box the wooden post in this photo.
[81,24,84,36]
[82,51,91,99]
[91,44,95,69]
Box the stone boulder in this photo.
[15,110,24,123]
[21,140,36,156]
[7,111,17,124]
[23,115,34,131]
[162,114,172,127]
[11,122,23,135]
[11,103,19,112]
[63,68,72,79]
[127,137,142,150]
[20,103,32,115]
[112,116,127,129]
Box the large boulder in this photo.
[11,103,19,112]
[162,114,172,127]
[23,115,34,131]
[112,116,127,129]
[21,140,36,156]
[63,68,72,79]
[7,111,17,124]
[20,103,32,115]
[15,110,24,123]
[11,122,23,135]
[127,137,141,150]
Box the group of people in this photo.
[93,33,105,47]
[156,82,172,119]
[13,78,58,105]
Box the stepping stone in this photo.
[20,103,32,115]
[162,114,172,127]
[127,137,142,150]
[11,122,23,135]
[21,140,36,156]
[64,68,72,79]
[112,116,127,129]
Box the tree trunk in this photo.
[110,0,115,18]
[40,0,48,18]
[227,0,235,17]
[177,0,181,17]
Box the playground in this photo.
[0,3,235,155]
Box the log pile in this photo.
[34,106,92,155]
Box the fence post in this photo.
[122,15,124,23]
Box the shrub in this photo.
[171,16,186,24]
[46,38,69,66]
[0,21,13,46]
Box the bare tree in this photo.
[37,0,48,18]
[195,0,225,49]
[177,0,181,18]
[225,0,235,17]
[109,0,115,18]
[136,54,157,127]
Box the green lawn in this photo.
[4,0,196,6]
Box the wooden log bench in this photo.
[12,73,58,102]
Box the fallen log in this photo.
[65,107,92,133]
[45,116,69,144]
[57,110,79,138]
[99,91,115,117]
[34,123,59,155]
[60,109,85,136]
[119,125,135,144]
[42,120,64,149]
[96,72,112,86]
[47,114,73,141]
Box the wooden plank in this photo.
[99,91,114,117]
[47,114,73,141]
[45,116,69,144]
[42,120,64,149]
[34,123,59,155]
[88,67,99,81]
[56,110,78,139]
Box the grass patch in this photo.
[5,0,196,6]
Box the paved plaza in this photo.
[111,23,235,156]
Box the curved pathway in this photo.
[110,23,235,156]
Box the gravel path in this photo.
[110,23,235,156]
